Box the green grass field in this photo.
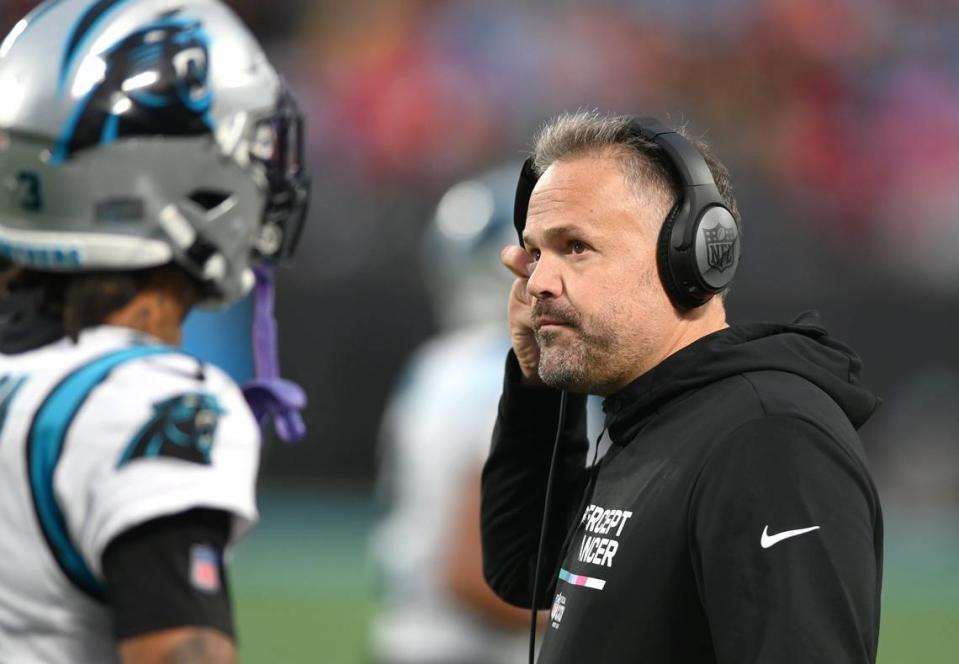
[232,490,374,663]
[233,490,959,663]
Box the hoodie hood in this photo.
[603,313,880,442]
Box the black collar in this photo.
[0,289,65,354]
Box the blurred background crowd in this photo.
[3,0,958,661]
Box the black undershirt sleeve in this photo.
[101,508,235,642]
[481,350,590,609]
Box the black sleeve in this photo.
[480,350,590,609]
[689,416,882,664]
[102,508,235,642]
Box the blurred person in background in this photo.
[481,112,883,663]
[369,163,533,664]
[370,163,604,664]
[0,0,307,662]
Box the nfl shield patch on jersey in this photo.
[190,544,221,593]
[550,592,567,630]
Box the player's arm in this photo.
[448,469,545,626]
[480,350,590,609]
[118,628,233,664]
[103,509,237,664]
[689,416,882,664]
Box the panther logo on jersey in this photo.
[54,10,214,163]
[117,393,224,468]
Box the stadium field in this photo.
[233,490,959,663]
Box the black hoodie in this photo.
[481,317,883,664]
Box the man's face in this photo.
[523,151,676,395]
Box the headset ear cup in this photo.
[656,203,685,308]
[514,158,538,245]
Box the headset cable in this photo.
[528,389,567,664]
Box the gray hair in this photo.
[531,111,740,226]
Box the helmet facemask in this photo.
[249,86,309,265]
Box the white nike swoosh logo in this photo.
[761,525,820,549]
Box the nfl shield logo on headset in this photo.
[703,219,738,272]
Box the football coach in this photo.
[480,111,883,663]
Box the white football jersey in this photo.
[0,326,260,664]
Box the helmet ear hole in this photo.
[187,190,232,212]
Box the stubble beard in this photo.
[534,304,619,393]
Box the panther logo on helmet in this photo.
[54,10,214,164]
[0,0,309,306]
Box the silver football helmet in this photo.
[0,0,309,307]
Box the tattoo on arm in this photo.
[118,627,235,664]
[165,629,232,664]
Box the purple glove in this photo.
[242,377,306,442]
[241,265,307,443]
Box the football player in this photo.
[370,164,605,664]
[0,1,308,662]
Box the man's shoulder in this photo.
[84,348,252,439]
[667,369,865,465]
[47,335,256,465]
[735,369,859,438]
[4,326,243,398]
[689,370,871,478]
[107,348,241,398]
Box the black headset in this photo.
[513,116,742,309]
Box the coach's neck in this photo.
[628,298,728,389]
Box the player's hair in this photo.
[531,110,740,227]
[0,265,196,340]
